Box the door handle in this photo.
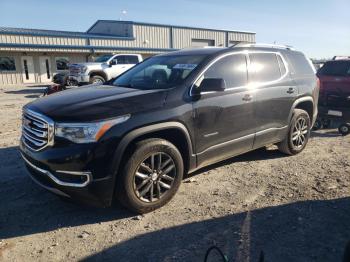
[242,94,252,102]
[287,87,295,94]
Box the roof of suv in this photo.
[160,45,298,57]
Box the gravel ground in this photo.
[0,85,349,262]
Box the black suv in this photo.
[20,45,319,213]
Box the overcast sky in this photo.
[0,0,349,59]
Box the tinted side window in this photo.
[125,55,140,64]
[318,61,350,76]
[201,54,248,88]
[249,53,281,82]
[116,55,139,64]
[286,52,315,75]
[115,56,126,64]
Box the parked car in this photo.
[313,59,350,135]
[68,54,143,85]
[20,45,318,213]
[317,59,350,105]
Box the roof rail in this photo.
[231,43,295,51]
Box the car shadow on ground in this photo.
[83,197,350,262]
[0,146,134,240]
[311,130,342,138]
[4,87,46,95]
[188,147,287,178]
[0,145,290,241]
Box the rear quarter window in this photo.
[286,51,315,75]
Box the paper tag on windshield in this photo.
[173,64,197,70]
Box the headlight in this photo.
[81,66,88,73]
[55,115,130,143]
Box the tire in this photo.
[90,75,105,84]
[338,123,350,136]
[116,138,184,213]
[278,109,311,155]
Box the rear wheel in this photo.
[278,109,311,155]
[338,123,350,136]
[90,75,105,84]
[116,138,184,213]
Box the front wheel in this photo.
[90,75,105,85]
[278,109,311,155]
[116,138,184,213]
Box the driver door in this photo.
[192,53,256,167]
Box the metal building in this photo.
[0,20,255,86]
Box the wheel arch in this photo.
[289,96,314,123]
[89,70,107,81]
[109,122,196,197]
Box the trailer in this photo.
[313,90,350,135]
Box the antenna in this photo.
[119,10,127,21]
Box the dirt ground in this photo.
[0,85,349,262]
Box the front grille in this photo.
[69,65,81,76]
[22,109,54,151]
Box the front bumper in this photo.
[68,74,90,84]
[20,140,116,207]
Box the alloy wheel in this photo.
[291,117,308,148]
[133,152,176,203]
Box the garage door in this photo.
[191,39,215,47]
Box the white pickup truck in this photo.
[68,54,143,85]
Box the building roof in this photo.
[0,20,255,40]
[87,20,256,34]
[0,26,133,39]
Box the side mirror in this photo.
[110,60,117,66]
[199,78,226,93]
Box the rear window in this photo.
[286,52,315,75]
[318,61,350,76]
[249,53,281,82]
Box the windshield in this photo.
[113,55,206,90]
[94,55,113,63]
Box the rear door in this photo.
[249,52,296,148]
[192,53,256,167]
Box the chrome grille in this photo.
[22,109,54,151]
[69,65,81,76]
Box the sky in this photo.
[0,0,349,59]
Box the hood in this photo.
[26,85,168,122]
[70,62,103,67]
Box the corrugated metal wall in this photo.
[0,34,86,47]
[0,52,86,86]
[228,32,255,43]
[172,28,226,48]
[89,24,170,49]
[0,53,22,85]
